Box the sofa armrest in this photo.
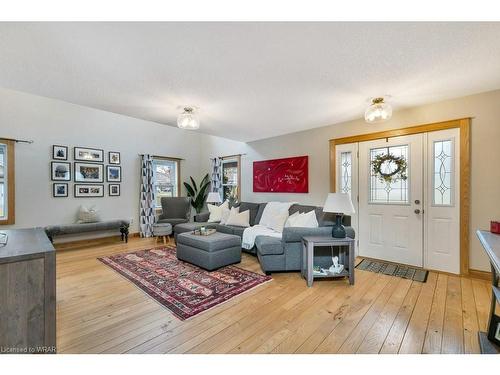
[194,212,210,222]
[282,226,355,242]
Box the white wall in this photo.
[240,89,500,272]
[0,88,242,237]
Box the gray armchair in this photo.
[157,197,192,228]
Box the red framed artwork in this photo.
[253,155,309,193]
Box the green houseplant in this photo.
[183,174,211,213]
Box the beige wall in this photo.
[241,89,500,271]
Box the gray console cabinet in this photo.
[0,228,56,354]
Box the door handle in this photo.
[414,209,421,214]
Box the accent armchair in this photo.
[157,197,192,228]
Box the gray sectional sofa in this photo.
[173,201,354,274]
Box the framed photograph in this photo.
[52,145,68,160]
[51,161,71,181]
[74,146,104,162]
[109,151,121,165]
[74,184,104,198]
[488,314,500,346]
[106,165,122,182]
[74,162,104,183]
[53,183,68,197]
[109,184,120,196]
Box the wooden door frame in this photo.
[329,118,471,275]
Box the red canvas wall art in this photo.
[253,155,309,193]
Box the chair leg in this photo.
[163,236,167,245]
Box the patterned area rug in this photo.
[356,259,428,283]
[98,246,272,320]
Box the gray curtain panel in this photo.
[140,154,156,237]
[210,157,222,193]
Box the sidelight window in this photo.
[432,139,453,206]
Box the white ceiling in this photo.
[1,22,500,142]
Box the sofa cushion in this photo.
[216,224,234,235]
[282,226,334,242]
[255,236,284,256]
[176,232,241,252]
[234,202,260,226]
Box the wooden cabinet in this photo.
[0,228,56,354]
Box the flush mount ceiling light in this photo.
[177,107,200,130]
[364,97,393,124]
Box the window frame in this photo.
[220,155,241,202]
[0,139,15,225]
[152,157,181,209]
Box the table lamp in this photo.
[206,192,222,206]
[323,193,355,238]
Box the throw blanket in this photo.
[242,225,282,250]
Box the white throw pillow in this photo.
[220,204,234,225]
[285,210,319,228]
[258,202,294,231]
[285,211,300,227]
[207,200,229,222]
[77,205,101,224]
[225,208,250,227]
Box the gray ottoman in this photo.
[176,232,241,271]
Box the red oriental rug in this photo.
[98,246,272,320]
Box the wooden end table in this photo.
[301,236,355,287]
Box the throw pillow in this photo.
[285,210,319,228]
[220,204,234,225]
[207,200,229,222]
[77,205,101,224]
[225,208,250,227]
[285,211,301,227]
[258,201,294,231]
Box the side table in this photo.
[301,236,355,287]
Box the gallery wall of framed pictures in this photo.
[50,145,121,198]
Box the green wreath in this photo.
[372,153,408,184]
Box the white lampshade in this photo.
[206,192,222,204]
[323,193,355,214]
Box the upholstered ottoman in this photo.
[176,232,241,271]
[153,223,173,245]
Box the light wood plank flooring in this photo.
[56,237,493,354]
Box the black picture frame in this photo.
[74,162,104,183]
[109,184,120,196]
[74,184,105,198]
[106,165,122,182]
[51,161,71,181]
[74,146,104,162]
[52,145,68,160]
[109,151,121,165]
[488,314,500,346]
[53,183,68,197]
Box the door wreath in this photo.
[372,153,408,184]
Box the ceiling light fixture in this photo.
[364,97,392,124]
[177,107,200,130]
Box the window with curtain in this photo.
[0,139,14,225]
[220,156,241,202]
[152,158,180,208]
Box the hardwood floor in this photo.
[56,237,493,354]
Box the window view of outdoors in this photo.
[153,159,178,207]
[0,145,5,219]
[222,160,238,202]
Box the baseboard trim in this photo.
[468,268,492,281]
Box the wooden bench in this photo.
[45,220,130,243]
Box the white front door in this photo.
[358,134,424,267]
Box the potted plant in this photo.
[183,174,210,213]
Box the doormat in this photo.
[355,259,428,283]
